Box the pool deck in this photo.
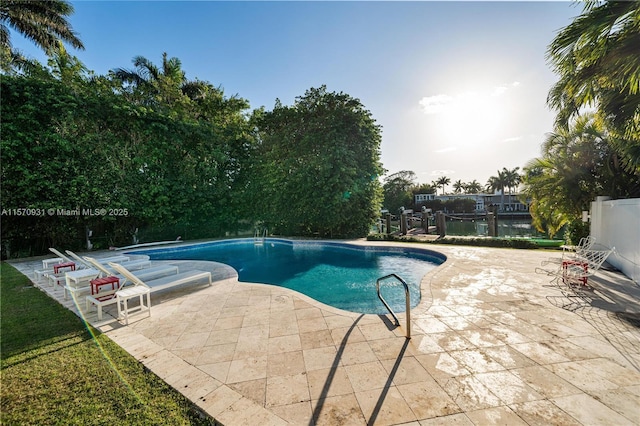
[10,241,640,425]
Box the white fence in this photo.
[590,196,640,284]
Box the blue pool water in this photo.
[133,239,445,314]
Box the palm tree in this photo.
[502,167,521,209]
[464,180,483,194]
[521,113,637,238]
[486,170,507,211]
[0,0,83,55]
[547,1,640,173]
[435,176,451,195]
[452,180,464,194]
[113,53,208,104]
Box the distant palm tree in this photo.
[452,180,464,194]
[502,167,521,209]
[486,170,507,210]
[1,0,83,72]
[113,52,209,103]
[435,176,451,195]
[464,180,483,194]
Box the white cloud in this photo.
[492,86,508,97]
[418,94,453,114]
[431,169,455,177]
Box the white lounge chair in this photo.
[83,256,179,283]
[108,262,212,293]
[65,250,134,269]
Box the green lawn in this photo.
[0,262,219,425]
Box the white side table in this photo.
[64,269,100,300]
[42,257,63,269]
[116,286,151,325]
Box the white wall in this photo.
[590,197,640,284]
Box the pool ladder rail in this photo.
[376,274,411,339]
[254,228,267,245]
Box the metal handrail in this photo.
[376,273,411,339]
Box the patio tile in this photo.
[509,341,571,365]
[300,329,334,349]
[552,393,637,426]
[338,341,378,366]
[589,388,640,421]
[206,327,241,346]
[415,353,471,380]
[418,413,474,425]
[510,400,581,425]
[546,361,619,392]
[268,334,302,354]
[211,316,244,332]
[197,385,243,417]
[195,342,236,364]
[267,350,306,377]
[379,355,432,386]
[330,326,367,346]
[439,375,502,411]
[344,361,391,392]
[303,346,339,371]
[473,371,543,405]
[199,361,231,382]
[510,365,582,398]
[298,316,329,333]
[270,401,313,425]
[307,366,354,400]
[311,394,366,425]
[229,379,267,407]
[457,329,504,348]
[482,345,536,369]
[265,373,310,407]
[396,379,461,420]
[354,386,417,426]
[465,406,529,425]
[448,349,506,374]
[226,355,268,383]
[216,396,288,426]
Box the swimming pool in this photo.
[133,239,445,314]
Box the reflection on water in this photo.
[445,218,546,238]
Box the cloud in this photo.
[492,86,508,97]
[420,81,521,114]
[491,81,521,97]
[418,94,453,114]
[431,170,455,177]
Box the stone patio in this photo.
[10,241,640,425]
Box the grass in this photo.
[0,262,218,425]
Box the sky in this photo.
[11,1,583,187]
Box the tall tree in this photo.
[521,113,637,239]
[112,53,209,110]
[383,170,417,213]
[486,170,508,210]
[452,180,464,194]
[0,0,83,72]
[502,167,521,207]
[547,0,640,173]
[254,86,384,238]
[464,180,483,194]
[435,176,451,195]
